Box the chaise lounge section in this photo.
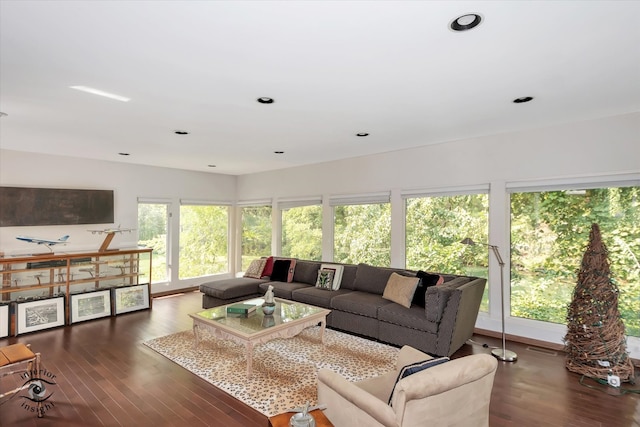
[199,259,486,357]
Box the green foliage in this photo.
[179,205,228,279]
[241,206,272,270]
[406,195,488,274]
[282,205,322,261]
[334,203,391,266]
[138,203,169,283]
[406,194,489,311]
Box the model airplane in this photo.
[15,235,70,251]
[88,225,135,235]
[16,235,70,245]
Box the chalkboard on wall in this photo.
[0,187,114,227]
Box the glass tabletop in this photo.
[192,298,327,335]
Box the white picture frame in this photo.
[112,284,150,315]
[70,290,112,323]
[16,296,65,335]
[0,304,9,338]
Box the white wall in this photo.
[237,112,639,198]
[0,149,236,294]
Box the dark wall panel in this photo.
[0,187,114,227]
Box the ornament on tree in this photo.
[564,223,634,382]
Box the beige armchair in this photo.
[317,346,497,427]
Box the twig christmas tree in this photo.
[564,223,634,382]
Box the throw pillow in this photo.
[244,258,267,279]
[315,268,335,290]
[271,259,291,282]
[319,263,344,290]
[411,271,445,307]
[388,357,449,405]
[286,258,297,282]
[382,272,420,308]
[261,256,275,278]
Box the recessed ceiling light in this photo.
[356,132,369,137]
[257,97,274,104]
[174,130,189,135]
[450,14,482,32]
[513,96,534,104]
[118,152,130,156]
[70,86,131,102]
[274,151,284,154]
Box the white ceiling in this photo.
[1,1,639,176]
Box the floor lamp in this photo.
[461,238,518,362]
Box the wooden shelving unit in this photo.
[0,248,152,335]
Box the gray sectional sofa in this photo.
[199,259,486,357]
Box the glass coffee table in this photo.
[189,298,331,377]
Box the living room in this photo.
[1,1,639,426]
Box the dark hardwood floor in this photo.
[1,291,638,426]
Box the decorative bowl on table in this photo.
[262,302,276,315]
[289,412,315,427]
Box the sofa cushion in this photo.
[258,281,310,300]
[244,258,267,279]
[382,273,419,308]
[411,271,444,307]
[292,260,322,285]
[338,264,358,290]
[377,303,439,334]
[353,263,397,295]
[388,357,449,405]
[330,291,391,318]
[292,287,354,309]
[199,278,264,299]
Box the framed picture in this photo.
[112,284,150,315]
[70,290,112,324]
[16,296,65,335]
[0,303,9,338]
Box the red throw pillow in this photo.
[261,256,274,277]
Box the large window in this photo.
[510,186,640,337]
[240,205,272,271]
[137,202,169,284]
[334,200,391,266]
[282,204,322,261]
[405,193,489,311]
[179,204,229,279]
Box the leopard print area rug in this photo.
[143,326,399,416]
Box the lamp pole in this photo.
[461,238,517,362]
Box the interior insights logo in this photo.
[0,365,57,417]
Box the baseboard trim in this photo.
[473,327,565,351]
[152,287,200,298]
[474,327,640,365]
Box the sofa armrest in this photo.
[318,369,398,427]
[435,278,487,356]
[424,285,452,322]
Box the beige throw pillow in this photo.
[382,272,420,308]
[244,258,267,279]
